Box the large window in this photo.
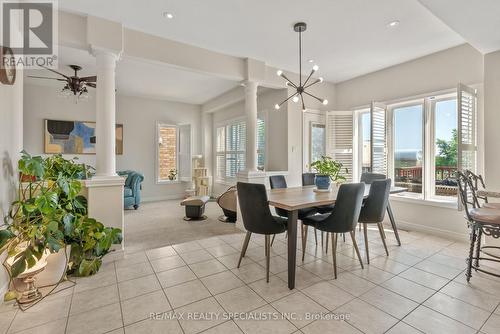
[355,92,461,203]
[216,117,266,182]
[157,123,178,182]
[393,104,424,197]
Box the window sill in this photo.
[390,195,458,210]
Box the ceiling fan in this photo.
[28,65,96,101]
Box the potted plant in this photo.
[0,151,121,302]
[309,156,348,191]
[168,169,177,181]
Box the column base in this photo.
[84,175,125,250]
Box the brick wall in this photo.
[159,126,177,180]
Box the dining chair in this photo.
[358,179,392,264]
[302,172,334,248]
[301,183,365,278]
[269,175,317,247]
[236,182,288,282]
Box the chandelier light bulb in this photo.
[312,65,319,72]
[322,99,328,105]
[319,77,324,82]
[292,95,299,103]
[302,108,307,113]
[277,70,283,76]
[274,104,280,110]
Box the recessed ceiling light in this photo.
[387,20,400,27]
[163,12,174,19]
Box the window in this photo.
[310,123,326,164]
[157,123,178,182]
[432,98,458,199]
[358,111,371,176]
[393,103,424,197]
[216,117,266,182]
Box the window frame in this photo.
[309,121,326,169]
[354,91,460,206]
[156,122,180,184]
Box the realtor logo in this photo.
[1,0,58,68]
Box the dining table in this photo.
[268,184,407,289]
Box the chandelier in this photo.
[274,22,328,112]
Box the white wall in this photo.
[23,84,202,201]
[0,72,23,296]
[484,50,500,191]
[334,43,485,238]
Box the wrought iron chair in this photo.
[466,170,500,210]
[457,171,500,282]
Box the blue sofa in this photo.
[118,170,144,210]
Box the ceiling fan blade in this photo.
[27,75,67,81]
[86,83,96,88]
[80,76,97,82]
[39,65,71,79]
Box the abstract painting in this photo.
[44,119,123,155]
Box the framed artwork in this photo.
[44,119,123,155]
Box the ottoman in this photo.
[180,196,210,221]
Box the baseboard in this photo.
[393,219,468,242]
[142,194,186,202]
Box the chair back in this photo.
[269,175,289,217]
[323,183,365,233]
[359,179,391,223]
[302,173,316,186]
[269,175,287,189]
[237,182,280,234]
[466,170,489,204]
[457,171,480,222]
[360,172,386,184]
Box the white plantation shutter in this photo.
[215,126,226,180]
[225,121,246,177]
[257,117,266,170]
[326,111,354,182]
[370,102,388,176]
[457,83,477,174]
[178,124,191,181]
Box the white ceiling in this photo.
[59,0,465,83]
[418,0,500,54]
[24,46,239,104]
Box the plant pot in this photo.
[315,175,331,190]
[35,245,71,287]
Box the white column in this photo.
[244,81,258,172]
[94,50,119,177]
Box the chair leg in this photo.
[271,234,276,247]
[363,223,370,264]
[237,231,252,268]
[314,227,318,245]
[321,231,324,247]
[325,232,329,254]
[474,228,482,269]
[332,233,338,279]
[466,225,477,282]
[378,223,389,256]
[350,231,364,269]
[343,233,346,242]
[302,224,308,262]
[265,235,271,283]
[380,223,387,239]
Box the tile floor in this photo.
[1,226,500,334]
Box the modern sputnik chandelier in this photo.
[274,22,328,112]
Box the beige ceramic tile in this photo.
[156,265,197,288]
[403,306,476,334]
[66,303,123,334]
[200,270,245,295]
[164,279,211,308]
[121,290,171,325]
[215,286,266,313]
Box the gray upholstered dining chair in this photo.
[269,175,317,219]
[358,179,392,264]
[236,182,288,282]
[301,183,365,278]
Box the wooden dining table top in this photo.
[268,185,407,211]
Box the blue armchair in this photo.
[118,170,144,210]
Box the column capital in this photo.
[90,46,122,63]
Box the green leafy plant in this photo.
[309,156,348,182]
[168,169,177,181]
[0,151,120,281]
